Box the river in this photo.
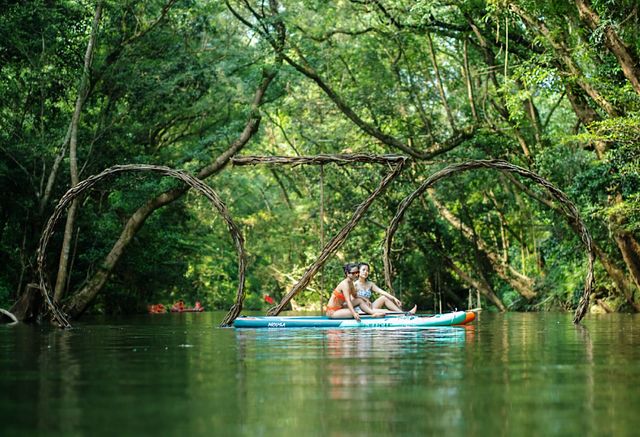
[2,311,639,436]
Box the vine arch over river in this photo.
[36,164,247,328]
[382,160,596,324]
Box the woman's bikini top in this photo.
[354,281,372,299]
[332,289,346,302]
[332,283,357,302]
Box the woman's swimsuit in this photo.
[355,282,372,299]
[326,289,348,315]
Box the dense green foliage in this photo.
[1,0,639,317]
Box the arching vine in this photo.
[382,160,595,324]
[36,164,247,328]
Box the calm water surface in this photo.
[2,311,640,436]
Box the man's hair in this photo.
[343,262,358,275]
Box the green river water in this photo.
[2,311,640,436]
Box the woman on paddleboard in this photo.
[354,262,417,315]
[325,263,385,320]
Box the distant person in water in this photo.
[354,262,417,314]
[325,263,385,321]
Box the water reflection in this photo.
[233,326,470,434]
[323,328,467,402]
[2,312,640,436]
[44,329,81,434]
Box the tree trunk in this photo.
[594,242,640,311]
[486,188,511,263]
[574,0,640,96]
[613,232,640,299]
[525,95,543,146]
[564,83,608,158]
[62,70,278,318]
[428,189,537,299]
[509,3,620,117]
[444,256,506,311]
[53,3,102,303]
[9,284,43,323]
[462,38,479,122]
[39,122,72,215]
[426,32,455,131]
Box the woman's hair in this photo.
[358,262,370,270]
